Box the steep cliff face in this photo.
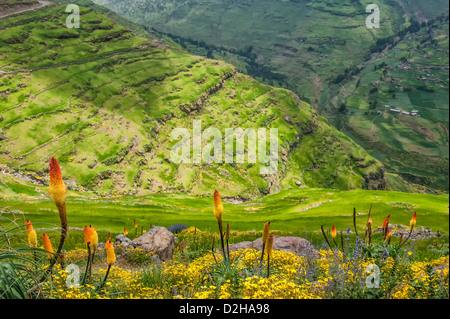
[0,4,385,199]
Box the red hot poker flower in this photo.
[25,220,33,234]
[213,190,224,222]
[382,215,390,229]
[42,234,54,258]
[331,225,337,240]
[49,157,67,208]
[410,212,417,230]
[83,226,92,248]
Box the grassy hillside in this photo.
[91,0,449,192]
[91,0,407,100]
[0,3,385,200]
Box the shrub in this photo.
[168,224,188,234]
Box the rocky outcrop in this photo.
[229,235,318,258]
[377,225,445,240]
[180,68,236,114]
[363,166,387,190]
[132,226,177,260]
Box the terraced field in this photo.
[335,18,449,191]
[0,3,385,200]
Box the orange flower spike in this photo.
[213,190,227,261]
[134,220,137,229]
[42,234,54,258]
[213,190,224,223]
[410,212,417,230]
[48,158,67,208]
[25,220,33,234]
[89,225,98,253]
[331,225,337,240]
[27,229,38,248]
[105,240,116,265]
[83,226,92,248]
[266,234,274,258]
[364,217,373,243]
[262,222,271,244]
[382,215,390,229]
[124,227,128,236]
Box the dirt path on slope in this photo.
[0,1,52,19]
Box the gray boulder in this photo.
[229,236,318,258]
[132,226,177,260]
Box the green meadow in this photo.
[1,172,448,238]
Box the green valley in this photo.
[92,0,450,192]
[0,1,448,302]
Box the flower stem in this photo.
[259,243,266,268]
[99,264,112,291]
[218,220,227,264]
[353,208,358,237]
[321,225,333,252]
[226,238,230,263]
[82,243,91,285]
[41,202,67,281]
[399,228,414,247]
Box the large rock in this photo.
[132,226,177,260]
[229,236,318,258]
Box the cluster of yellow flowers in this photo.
[36,245,449,299]
[315,249,449,299]
[390,256,449,299]
[41,266,161,299]
[240,276,318,299]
